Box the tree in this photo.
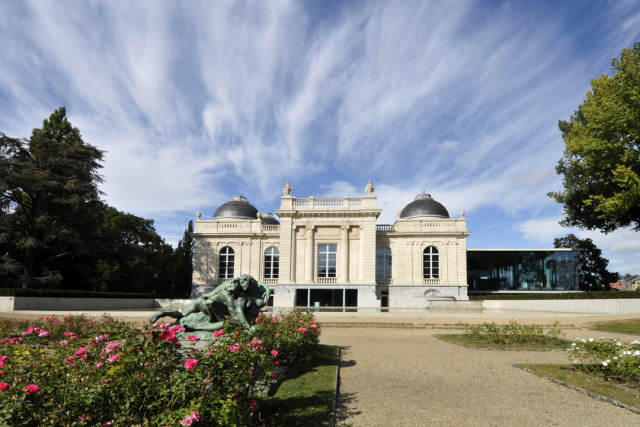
[0,108,104,288]
[549,42,640,233]
[173,220,194,296]
[554,234,618,291]
[92,206,176,294]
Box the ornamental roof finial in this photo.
[283,181,292,196]
[365,180,375,195]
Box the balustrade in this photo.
[315,277,337,284]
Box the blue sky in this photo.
[1,1,639,274]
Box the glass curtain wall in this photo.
[467,250,579,291]
[294,288,358,311]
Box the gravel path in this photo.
[320,328,640,427]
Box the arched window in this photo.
[264,246,279,279]
[376,247,392,279]
[218,246,235,279]
[423,246,439,279]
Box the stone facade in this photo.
[192,182,470,311]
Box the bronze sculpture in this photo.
[150,274,270,336]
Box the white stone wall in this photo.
[191,186,471,307]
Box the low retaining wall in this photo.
[9,297,156,312]
[1,297,640,315]
[482,299,640,314]
[0,297,14,313]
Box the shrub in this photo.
[0,311,321,426]
[250,310,321,364]
[462,320,564,345]
[568,337,640,385]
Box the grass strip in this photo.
[583,319,640,335]
[262,344,339,426]
[518,363,640,413]
[435,334,572,350]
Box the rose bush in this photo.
[462,320,564,345]
[568,337,640,384]
[0,311,321,426]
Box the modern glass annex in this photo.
[467,249,580,292]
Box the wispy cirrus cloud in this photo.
[0,0,639,268]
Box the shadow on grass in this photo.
[262,344,346,426]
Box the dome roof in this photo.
[400,192,449,219]
[259,212,280,225]
[213,195,259,220]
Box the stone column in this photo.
[341,225,349,282]
[305,226,314,282]
[290,227,297,283]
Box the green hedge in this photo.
[470,290,640,301]
[0,288,187,299]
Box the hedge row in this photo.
[0,288,187,299]
[470,290,640,301]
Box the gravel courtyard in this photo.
[320,327,640,427]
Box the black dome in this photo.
[259,212,280,225]
[400,192,449,219]
[213,195,259,220]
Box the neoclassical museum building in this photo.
[191,182,579,311]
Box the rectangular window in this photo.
[317,244,337,278]
[294,288,358,312]
[295,289,309,307]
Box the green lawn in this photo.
[584,319,640,335]
[262,344,339,426]
[519,364,640,412]
[436,334,572,350]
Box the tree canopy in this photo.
[554,234,618,291]
[1,108,193,295]
[0,108,104,287]
[549,42,640,233]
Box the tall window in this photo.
[317,244,337,278]
[376,246,392,279]
[264,246,279,279]
[423,246,439,279]
[218,246,235,279]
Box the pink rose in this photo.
[107,353,120,363]
[59,340,68,347]
[180,411,200,425]
[0,382,8,391]
[186,335,200,342]
[213,329,225,338]
[184,358,198,370]
[96,362,104,368]
[24,384,40,395]
[0,356,7,362]
[38,330,50,337]
[270,350,279,357]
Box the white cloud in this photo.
[1,0,639,271]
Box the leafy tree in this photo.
[93,206,176,294]
[554,234,618,291]
[173,220,194,296]
[549,42,640,233]
[0,108,104,288]
[1,107,187,294]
